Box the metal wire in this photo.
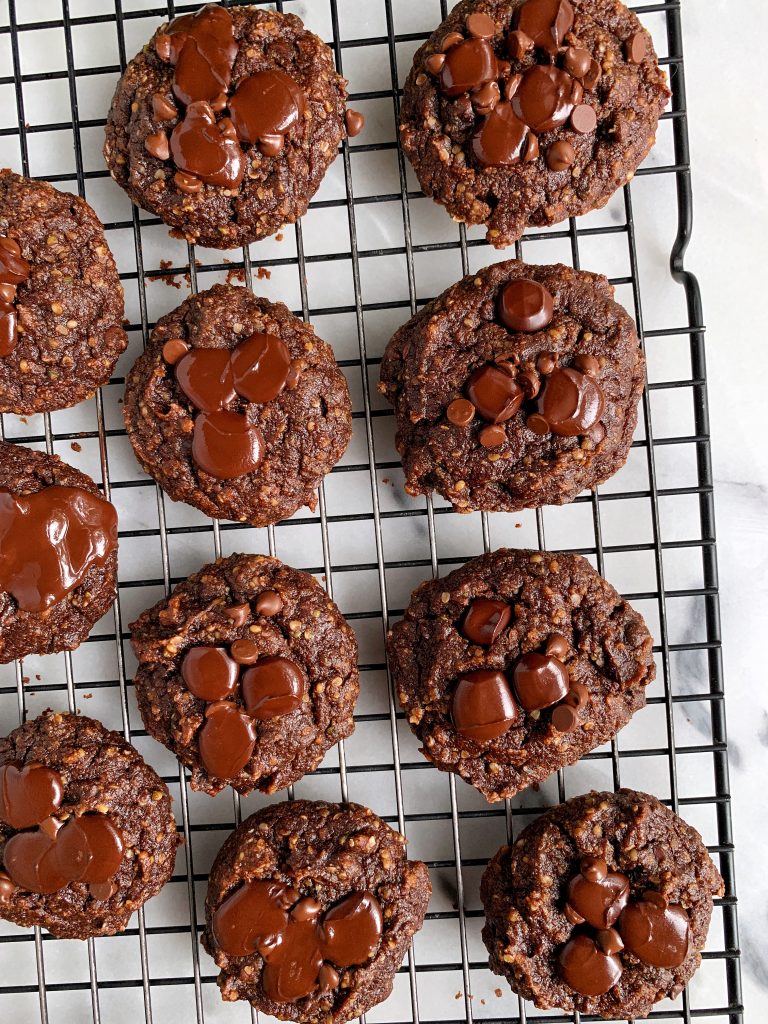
[0,1,743,1022]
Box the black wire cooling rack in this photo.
[0,1,743,1022]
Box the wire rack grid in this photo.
[0,0,743,1022]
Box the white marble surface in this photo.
[685,2,768,1016]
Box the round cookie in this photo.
[0,441,118,664]
[104,4,364,249]
[0,170,127,414]
[387,548,654,801]
[124,284,351,526]
[0,711,181,939]
[399,0,670,247]
[481,789,724,1017]
[130,554,359,796]
[202,800,431,1023]
[379,259,644,512]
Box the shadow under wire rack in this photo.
[0,0,743,1022]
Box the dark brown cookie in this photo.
[0,711,181,939]
[379,259,644,512]
[123,284,351,526]
[202,800,431,1023]
[130,554,359,796]
[0,441,118,664]
[0,170,127,414]
[104,4,364,249]
[399,0,670,247]
[481,789,724,1017]
[387,548,654,801]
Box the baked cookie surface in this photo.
[481,789,723,1018]
[105,4,363,248]
[380,259,644,512]
[0,441,118,664]
[202,800,431,1023]
[387,548,654,801]
[399,0,669,246]
[0,170,126,414]
[0,712,180,939]
[130,554,359,796]
[124,284,352,526]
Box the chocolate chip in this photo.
[516,0,574,56]
[440,31,465,53]
[345,109,365,137]
[625,31,647,65]
[452,669,521,742]
[558,934,623,997]
[259,134,284,157]
[174,170,203,194]
[546,139,576,171]
[447,397,475,426]
[523,131,539,162]
[574,352,599,376]
[145,131,170,160]
[570,103,597,134]
[545,632,568,659]
[224,603,250,627]
[472,81,501,114]
[527,413,550,435]
[466,12,496,39]
[563,46,593,79]
[425,52,447,75]
[504,73,523,100]
[551,703,579,732]
[230,637,261,665]
[255,590,283,616]
[596,928,624,955]
[507,29,534,59]
[479,424,506,448]
[461,597,511,645]
[152,92,178,120]
[537,352,556,374]
[161,338,190,365]
[582,58,602,90]
[563,681,589,708]
[512,652,569,712]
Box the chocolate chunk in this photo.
[467,364,524,423]
[498,277,554,332]
[162,338,190,364]
[170,100,245,188]
[461,597,511,645]
[229,69,306,147]
[566,857,630,929]
[439,37,498,96]
[0,763,64,830]
[231,332,292,403]
[452,669,521,742]
[181,646,240,701]
[176,347,236,412]
[471,102,528,166]
[241,656,306,719]
[563,46,593,79]
[191,410,264,479]
[512,652,569,711]
[511,64,578,132]
[558,934,623,996]
[198,701,257,780]
[466,12,496,39]
[516,0,574,56]
[618,896,690,968]
[536,366,604,435]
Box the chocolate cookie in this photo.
[130,554,359,796]
[124,284,351,526]
[0,441,118,664]
[379,259,644,512]
[104,4,364,249]
[0,711,181,939]
[202,800,431,1023]
[0,170,127,414]
[481,789,724,1017]
[387,548,654,801]
[399,0,670,247]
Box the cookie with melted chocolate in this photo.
[0,441,119,664]
[130,553,359,796]
[104,4,362,248]
[202,800,431,1023]
[481,789,724,1017]
[380,259,644,512]
[400,0,670,247]
[0,712,180,939]
[0,170,127,414]
[386,548,654,801]
[123,284,351,526]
